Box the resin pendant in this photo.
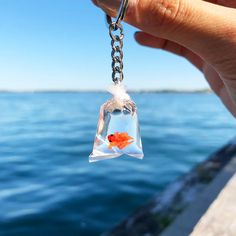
[89,84,143,162]
[90,0,143,162]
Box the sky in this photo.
[0,0,209,91]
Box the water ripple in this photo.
[0,92,235,235]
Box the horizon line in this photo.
[0,88,212,93]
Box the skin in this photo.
[92,0,236,117]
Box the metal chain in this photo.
[109,22,124,84]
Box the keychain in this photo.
[89,0,144,162]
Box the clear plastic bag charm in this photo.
[89,84,144,162]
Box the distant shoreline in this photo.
[0,89,212,94]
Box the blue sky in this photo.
[0,0,209,91]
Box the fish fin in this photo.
[108,143,114,149]
[119,140,133,149]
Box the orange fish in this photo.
[107,132,134,149]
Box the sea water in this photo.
[0,92,235,236]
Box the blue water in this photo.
[0,92,235,236]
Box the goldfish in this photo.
[107,132,134,149]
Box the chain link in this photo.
[109,22,124,84]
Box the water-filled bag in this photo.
[89,84,143,162]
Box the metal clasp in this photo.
[106,0,129,30]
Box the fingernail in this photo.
[97,0,120,12]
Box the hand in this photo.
[92,0,236,117]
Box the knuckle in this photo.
[137,0,189,32]
[205,24,236,80]
[153,0,186,26]
[155,0,181,20]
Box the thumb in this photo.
[93,0,236,65]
